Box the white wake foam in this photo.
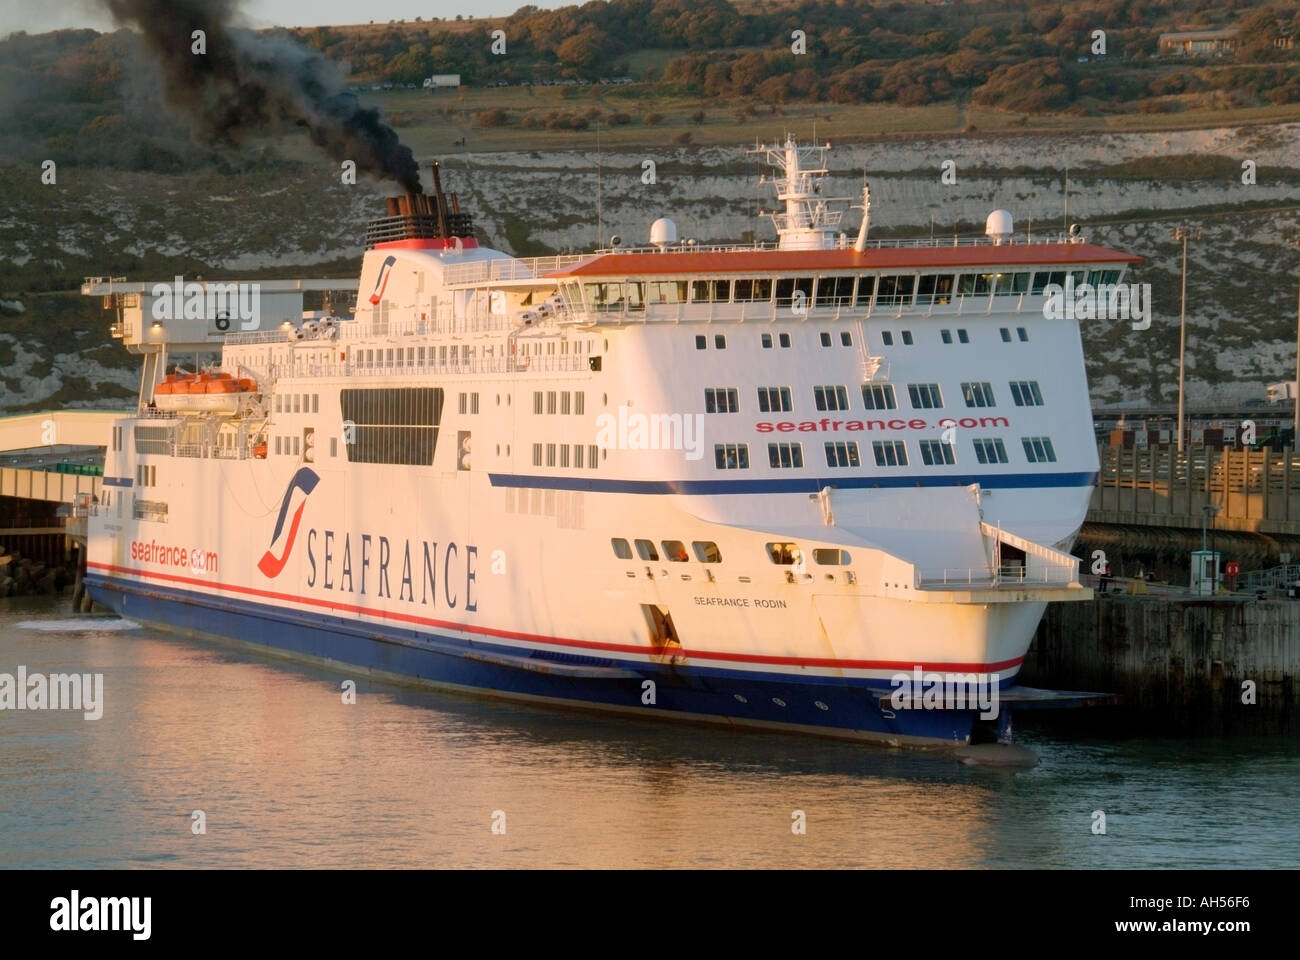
[16,618,141,632]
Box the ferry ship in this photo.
[82,140,1136,748]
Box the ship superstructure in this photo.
[82,142,1136,747]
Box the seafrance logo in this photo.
[368,255,398,304]
[257,467,321,578]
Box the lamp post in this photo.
[1173,226,1201,453]
[1288,235,1300,450]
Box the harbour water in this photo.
[2,597,1296,869]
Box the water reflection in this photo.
[2,600,1296,869]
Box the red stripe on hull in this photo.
[86,561,1026,674]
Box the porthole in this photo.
[772,697,786,708]
[733,694,748,704]
[814,701,829,711]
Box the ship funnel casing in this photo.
[985,209,1014,245]
[650,217,677,250]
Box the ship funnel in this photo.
[366,161,475,249]
[985,209,1013,245]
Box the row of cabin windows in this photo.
[532,391,587,415]
[611,538,724,563]
[575,270,1121,312]
[275,393,319,414]
[275,434,302,457]
[707,381,1045,414]
[532,443,601,469]
[710,325,1030,352]
[713,436,1058,470]
[353,345,476,368]
[882,326,1029,346]
[136,464,157,487]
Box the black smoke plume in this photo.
[99,0,422,192]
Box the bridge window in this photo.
[919,439,955,465]
[862,384,897,410]
[688,541,721,564]
[902,331,914,345]
[778,332,791,348]
[957,329,968,344]
[767,542,798,564]
[733,278,772,302]
[1022,436,1058,463]
[611,538,633,559]
[825,441,861,468]
[761,333,773,348]
[820,332,832,347]
[714,443,750,470]
[715,334,727,349]
[1017,327,1029,341]
[1010,380,1044,406]
[941,329,952,344]
[994,272,1030,295]
[961,382,995,408]
[648,280,688,304]
[814,385,849,411]
[768,442,804,468]
[695,335,706,349]
[662,540,689,562]
[881,331,894,346]
[691,279,731,302]
[917,273,955,306]
[775,277,814,309]
[973,438,1009,465]
[876,275,915,307]
[705,388,740,413]
[1000,328,1012,342]
[1087,269,1122,286]
[841,331,852,346]
[871,440,907,467]
[907,383,943,409]
[813,548,851,565]
[855,276,876,308]
[757,386,792,413]
[958,273,997,296]
[815,276,855,307]
[635,539,659,561]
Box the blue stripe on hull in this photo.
[86,573,992,747]
[487,470,1100,495]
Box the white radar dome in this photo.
[650,217,677,250]
[985,209,1013,245]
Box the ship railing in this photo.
[443,255,593,286]
[585,233,1080,257]
[338,314,516,340]
[915,563,1078,588]
[562,291,1035,325]
[136,406,179,420]
[225,329,295,345]
[268,353,588,380]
